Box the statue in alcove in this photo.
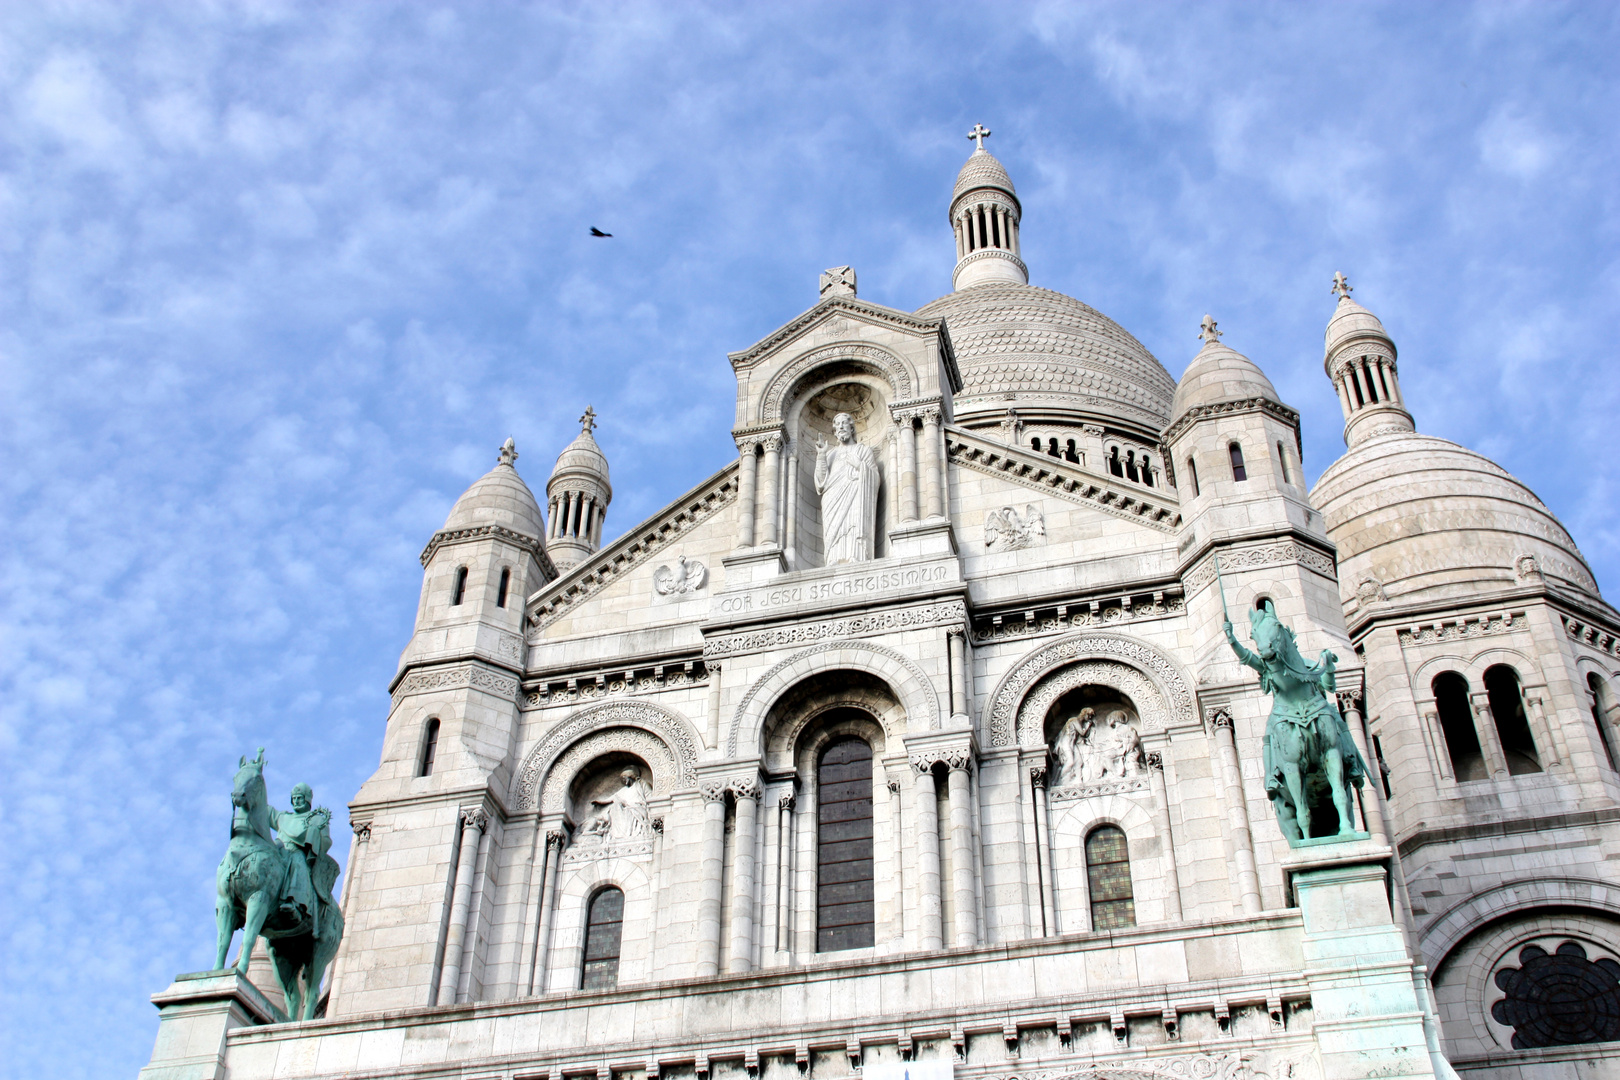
[1051,706,1143,786]
[814,412,881,565]
[583,766,653,841]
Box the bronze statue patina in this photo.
[1218,570,1367,843]
[214,750,345,1020]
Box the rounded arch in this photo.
[728,640,939,757]
[987,633,1196,747]
[515,700,700,812]
[763,670,903,769]
[759,342,918,424]
[1423,877,1620,974]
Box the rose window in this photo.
[1491,941,1620,1048]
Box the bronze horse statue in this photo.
[1225,605,1367,842]
[214,750,344,1020]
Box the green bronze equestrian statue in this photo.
[214,750,345,1020]
[1218,577,1367,843]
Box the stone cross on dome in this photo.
[579,406,597,434]
[1331,271,1353,300]
[967,123,991,151]
[498,437,518,467]
[1198,314,1223,345]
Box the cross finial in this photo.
[579,406,597,434]
[967,123,991,151]
[1198,314,1223,345]
[497,437,518,467]
[1331,271,1353,300]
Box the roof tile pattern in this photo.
[916,283,1176,426]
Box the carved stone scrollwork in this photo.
[990,633,1195,746]
[516,700,700,812]
[699,780,729,802]
[910,755,936,776]
[546,829,567,849]
[730,777,763,801]
[1028,765,1048,788]
[651,817,664,835]
[1145,751,1164,771]
[941,748,973,773]
[460,807,489,831]
[761,434,784,453]
[778,792,796,811]
[1335,689,1364,713]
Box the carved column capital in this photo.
[910,755,936,776]
[730,776,762,801]
[1208,707,1234,730]
[1028,765,1048,788]
[760,434,784,453]
[546,829,567,848]
[1145,751,1164,771]
[651,816,664,835]
[778,792,796,811]
[885,779,901,795]
[460,806,489,832]
[941,748,973,773]
[352,820,373,841]
[1335,689,1365,713]
[920,406,942,426]
[699,780,729,803]
[735,436,761,454]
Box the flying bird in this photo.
[590,227,612,237]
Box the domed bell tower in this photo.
[951,124,1028,291]
[1325,273,1414,447]
[546,407,612,571]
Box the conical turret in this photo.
[950,123,1028,291]
[546,407,612,571]
[1324,273,1414,447]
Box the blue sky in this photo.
[2,3,1617,1076]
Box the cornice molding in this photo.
[727,295,947,370]
[1160,396,1302,455]
[420,524,557,581]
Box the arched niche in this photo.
[566,752,656,836]
[783,366,895,567]
[515,700,699,813]
[762,669,901,772]
[1043,685,1146,790]
[985,632,1195,747]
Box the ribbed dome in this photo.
[1171,340,1281,420]
[1312,432,1603,610]
[552,426,610,489]
[1325,295,1394,360]
[915,283,1176,431]
[952,149,1016,205]
[442,452,545,538]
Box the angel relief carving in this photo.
[653,556,707,598]
[985,504,1045,550]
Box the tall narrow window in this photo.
[1065,439,1079,463]
[419,718,440,777]
[1434,672,1487,781]
[451,566,468,606]
[817,737,875,952]
[1362,359,1380,403]
[496,567,511,608]
[1108,447,1124,477]
[1485,665,1542,774]
[1031,437,1042,453]
[581,886,625,989]
[1125,450,1140,483]
[1229,443,1247,482]
[1187,456,1200,496]
[1276,441,1291,484]
[1140,454,1154,487]
[1085,825,1135,929]
[1588,674,1619,771]
[1048,437,1059,457]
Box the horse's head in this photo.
[232,748,267,811]
[1248,605,1289,664]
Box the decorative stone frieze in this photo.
[1159,395,1303,453]
[419,522,557,580]
[524,660,709,708]
[1183,541,1336,595]
[972,589,1183,644]
[393,662,520,703]
[703,599,967,659]
[948,433,1180,531]
[1563,615,1620,657]
[1048,776,1151,801]
[533,727,677,816]
[562,837,654,863]
[1398,612,1523,646]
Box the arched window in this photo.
[1048,437,1059,458]
[451,566,468,606]
[1140,454,1154,487]
[496,567,511,608]
[1275,441,1291,484]
[1187,456,1200,496]
[1124,450,1140,483]
[1228,442,1247,482]
[1031,437,1042,453]
[581,886,625,989]
[1254,596,1275,615]
[1108,446,1124,478]
[1064,439,1079,463]
[1433,672,1487,781]
[817,737,874,952]
[1588,673,1619,771]
[1485,665,1542,774]
[1085,825,1135,929]
[419,718,440,777]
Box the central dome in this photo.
[916,283,1176,434]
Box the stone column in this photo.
[1209,711,1262,914]
[775,793,794,962]
[1471,692,1511,778]
[1030,766,1058,933]
[793,784,817,959]
[945,752,978,947]
[1336,692,1385,843]
[1524,692,1565,769]
[783,448,799,565]
[948,629,970,721]
[436,806,487,1005]
[529,831,564,994]
[325,820,371,1014]
[735,439,758,548]
[696,784,728,977]
[912,759,944,950]
[1144,753,1183,921]
[728,778,761,972]
[922,409,944,520]
[898,415,919,522]
[886,778,906,945]
[704,662,723,751]
[759,435,782,548]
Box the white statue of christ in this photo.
[814,412,881,565]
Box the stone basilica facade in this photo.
[145,138,1620,1080]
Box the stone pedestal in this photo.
[139,970,283,1080]
[1285,840,1447,1080]
[885,520,955,559]
[720,547,788,583]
